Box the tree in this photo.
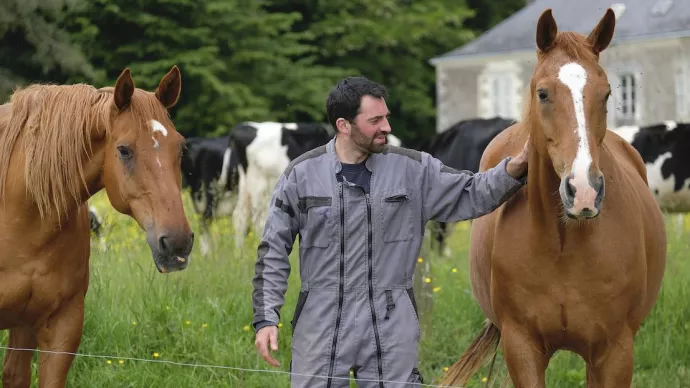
[463,0,527,34]
[64,0,347,138]
[0,0,98,102]
[266,0,477,146]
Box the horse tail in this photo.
[440,319,501,387]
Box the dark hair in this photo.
[326,76,388,131]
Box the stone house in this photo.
[429,0,690,132]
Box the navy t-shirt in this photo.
[338,160,371,193]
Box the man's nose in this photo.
[381,119,392,132]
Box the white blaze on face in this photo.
[559,63,594,202]
[150,119,168,168]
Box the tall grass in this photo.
[2,190,689,387]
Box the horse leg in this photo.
[585,329,634,388]
[35,296,85,388]
[501,323,548,388]
[2,326,38,388]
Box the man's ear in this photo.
[336,118,350,134]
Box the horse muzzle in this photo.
[560,170,605,219]
[147,229,195,273]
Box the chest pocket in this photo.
[380,188,415,242]
[298,196,334,248]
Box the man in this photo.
[252,76,528,387]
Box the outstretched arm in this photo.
[422,139,528,223]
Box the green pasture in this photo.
[2,190,689,387]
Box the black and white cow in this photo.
[182,135,240,218]
[611,121,690,213]
[228,122,334,249]
[228,121,402,249]
[181,135,241,254]
[410,117,516,256]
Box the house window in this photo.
[478,61,522,120]
[490,74,514,118]
[616,72,637,121]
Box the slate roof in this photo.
[431,0,690,64]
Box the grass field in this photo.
[2,190,690,387]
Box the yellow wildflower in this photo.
[443,367,449,372]
[153,352,160,358]
[482,377,488,382]
[433,287,441,293]
[278,322,283,328]
[451,268,458,273]
[417,257,423,263]
[131,321,137,326]
[424,277,431,283]
[243,325,250,332]
[202,323,208,329]
[119,360,124,365]
[185,320,191,325]
[106,360,112,365]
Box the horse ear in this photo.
[587,8,616,54]
[114,68,135,111]
[536,9,558,52]
[155,65,182,109]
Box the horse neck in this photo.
[526,145,565,226]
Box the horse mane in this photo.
[0,82,170,222]
[520,31,600,136]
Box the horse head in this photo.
[527,8,616,219]
[102,67,194,272]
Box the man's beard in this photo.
[351,125,386,154]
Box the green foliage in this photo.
[464,0,528,33]
[0,0,528,143]
[0,0,98,102]
[268,0,477,145]
[63,0,349,137]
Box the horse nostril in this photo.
[159,235,169,254]
[565,177,577,201]
[185,232,195,250]
[597,175,604,193]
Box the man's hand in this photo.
[506,136,529,180]
[255,325,280,367]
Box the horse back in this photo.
[477,122,528,173]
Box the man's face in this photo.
[349,95,391,154]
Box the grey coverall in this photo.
[252,137,526,387]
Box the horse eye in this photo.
[537,89,549,103]
[117,145,133,159]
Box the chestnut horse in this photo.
[0,66,194,387]
[441,8,666,388]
